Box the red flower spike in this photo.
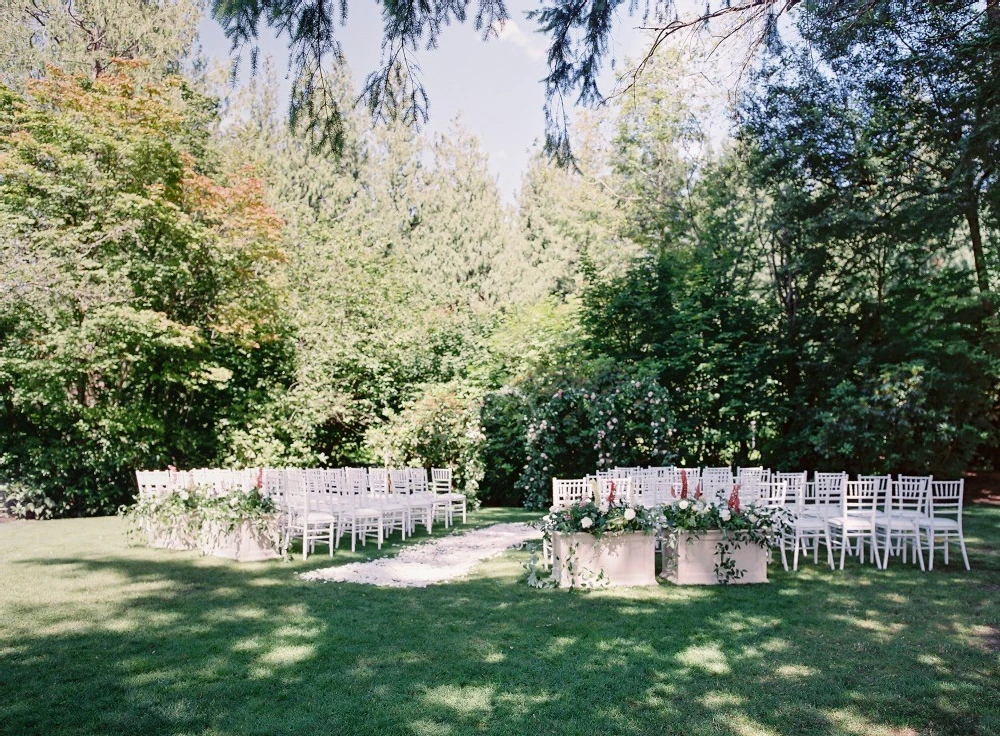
[694,483,703,500]
[608,481,617,506]
[256,467,264,490]
[680,470,688,500]
[728,484,741,514]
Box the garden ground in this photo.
[1,505,998,736]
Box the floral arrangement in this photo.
[121,469,281,554]
[122,486,203,545]
[659,483,790,583]
[536,482,657,539]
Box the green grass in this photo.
[1,506,998,736]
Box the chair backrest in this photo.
[668,467,702,501]
[284,470,310,513]
[431,468,452,494]
[368,468,389,494]
[262,468,285,500]
[843,478,881,517]
[859,475,891,510]
[774,472,807,511]
[896,475,932,508]
[345,467,368,495]
[928,480,964,520]
[700,467,732,501]
[552,478,590,509]
[321,468,346,495]
[595,476,631,505]
[135,470,172,500]
[408,467,430,493]
[758,481,789,510]
[390,469,411,495]
[628,469,659,506]
[815,472,847,507]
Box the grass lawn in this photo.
[1,506,998,736]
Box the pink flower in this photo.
[728,484,741,514]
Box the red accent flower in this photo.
[608,480,617,505]
[728,484,741,513]
[256,467,264,490]
[694,483,703,500]
[680,470,688,500]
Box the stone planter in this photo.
[200,519,281,562]
[552,532,657,588]
[661,530,768,585]
[145,519,199,551]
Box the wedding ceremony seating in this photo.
[135,464,469,558]
[548,465,969,574]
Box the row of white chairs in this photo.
[553,468,970,573]
[135,466,468,560]
[277,467,467,558]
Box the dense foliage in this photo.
[0,1,997,516]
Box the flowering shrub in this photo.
[366,381,485,506]
[517,371,677,509]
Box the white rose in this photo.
[678,500,689,510]
[624,508,636,521]
[550,505,559,513]
[720,509,732,522]
[599,502,609,514]
[580,517,594,529]
[179,491,189,501]
[229,495,240,507]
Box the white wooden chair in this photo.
[874,475,924,570]
[919,480,969,570]
[432,468,466,525]
[827,478,882,570]
[283,471,337,560]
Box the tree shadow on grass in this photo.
[1,508,998,736]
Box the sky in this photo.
[197,0,658,200]
[196,1,741,202]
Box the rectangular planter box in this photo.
[662,530,768,585]
[552,532,657,588]
[145,520,198,551]
[200,519,281,562]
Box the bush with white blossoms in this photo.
[537,498,658,540]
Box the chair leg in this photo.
[959,530,970,570]
[839,530,847,570]
[793,530,801,571]
[914,529,925,571]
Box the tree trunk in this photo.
[965,200,990,295]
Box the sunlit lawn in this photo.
[1,505,998,736]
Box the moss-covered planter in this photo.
[552,532,657,588]
[661,530,768,585]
